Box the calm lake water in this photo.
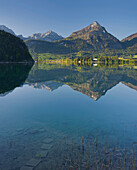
[1,63,137,169]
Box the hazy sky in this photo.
[0,0,137,40]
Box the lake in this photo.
[1,63,137,169]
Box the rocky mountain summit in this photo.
[0,25,64,42]
[28,30,64,42]
[68,21,122,50]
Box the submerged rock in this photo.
[20,166,34,170]
[41,144,52,150]
[42,138,53,144]
[26,158,41,167]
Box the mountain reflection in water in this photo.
[0,64,33,96]
[1,63,137,100]
[26,63,137,100]
[0,64,137,100]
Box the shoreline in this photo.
[0,61,34,64]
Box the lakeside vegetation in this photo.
[34,54,137,68]
[29,48,137,61]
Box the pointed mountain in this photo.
[28,30,64,42]
[68,21,122,50]
[0,25,16,35]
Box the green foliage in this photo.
[25,39,70,55]
[26,33,137,60]
[0,30,34,62]
[56,38,93,52]
[122,37,137,49]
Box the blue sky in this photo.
[0,0,137,40]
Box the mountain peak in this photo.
[46,30,58,36]
[91,21,100,27]
[47,30,53,33]
[28,30,64,42]
[69,21,122,50]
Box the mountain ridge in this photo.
[24,21,137,56]
[0,25,64,42]
[67,21,123,50]
[122,32,137,42]
[121,32,137,50]
[1,22,137,56]
[27,30,64,41]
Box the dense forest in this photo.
[26,38,137,60]
[0,30,34,62]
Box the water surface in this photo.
[1,63,137,169]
